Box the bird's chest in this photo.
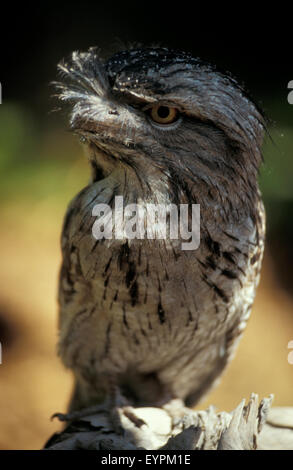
[68,184,261,371]
[79,229,253,342]
[76,236,256,378]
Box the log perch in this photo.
[44,394,293,450]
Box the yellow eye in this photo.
[149,105,179,125]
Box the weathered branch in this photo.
[44,394,293,450]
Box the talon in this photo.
[51,412,69,422]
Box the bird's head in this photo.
[55,47,265,206]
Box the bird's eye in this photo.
[148,105,179,125]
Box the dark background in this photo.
[1,4,292,102]
[0,4,292,449]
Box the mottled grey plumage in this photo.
[55,47,265,410]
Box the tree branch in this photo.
[44,394,293,450]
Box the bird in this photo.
[55,46,266,413]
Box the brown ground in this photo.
[0,200,292,449]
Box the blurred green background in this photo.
[0,4,292,449]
